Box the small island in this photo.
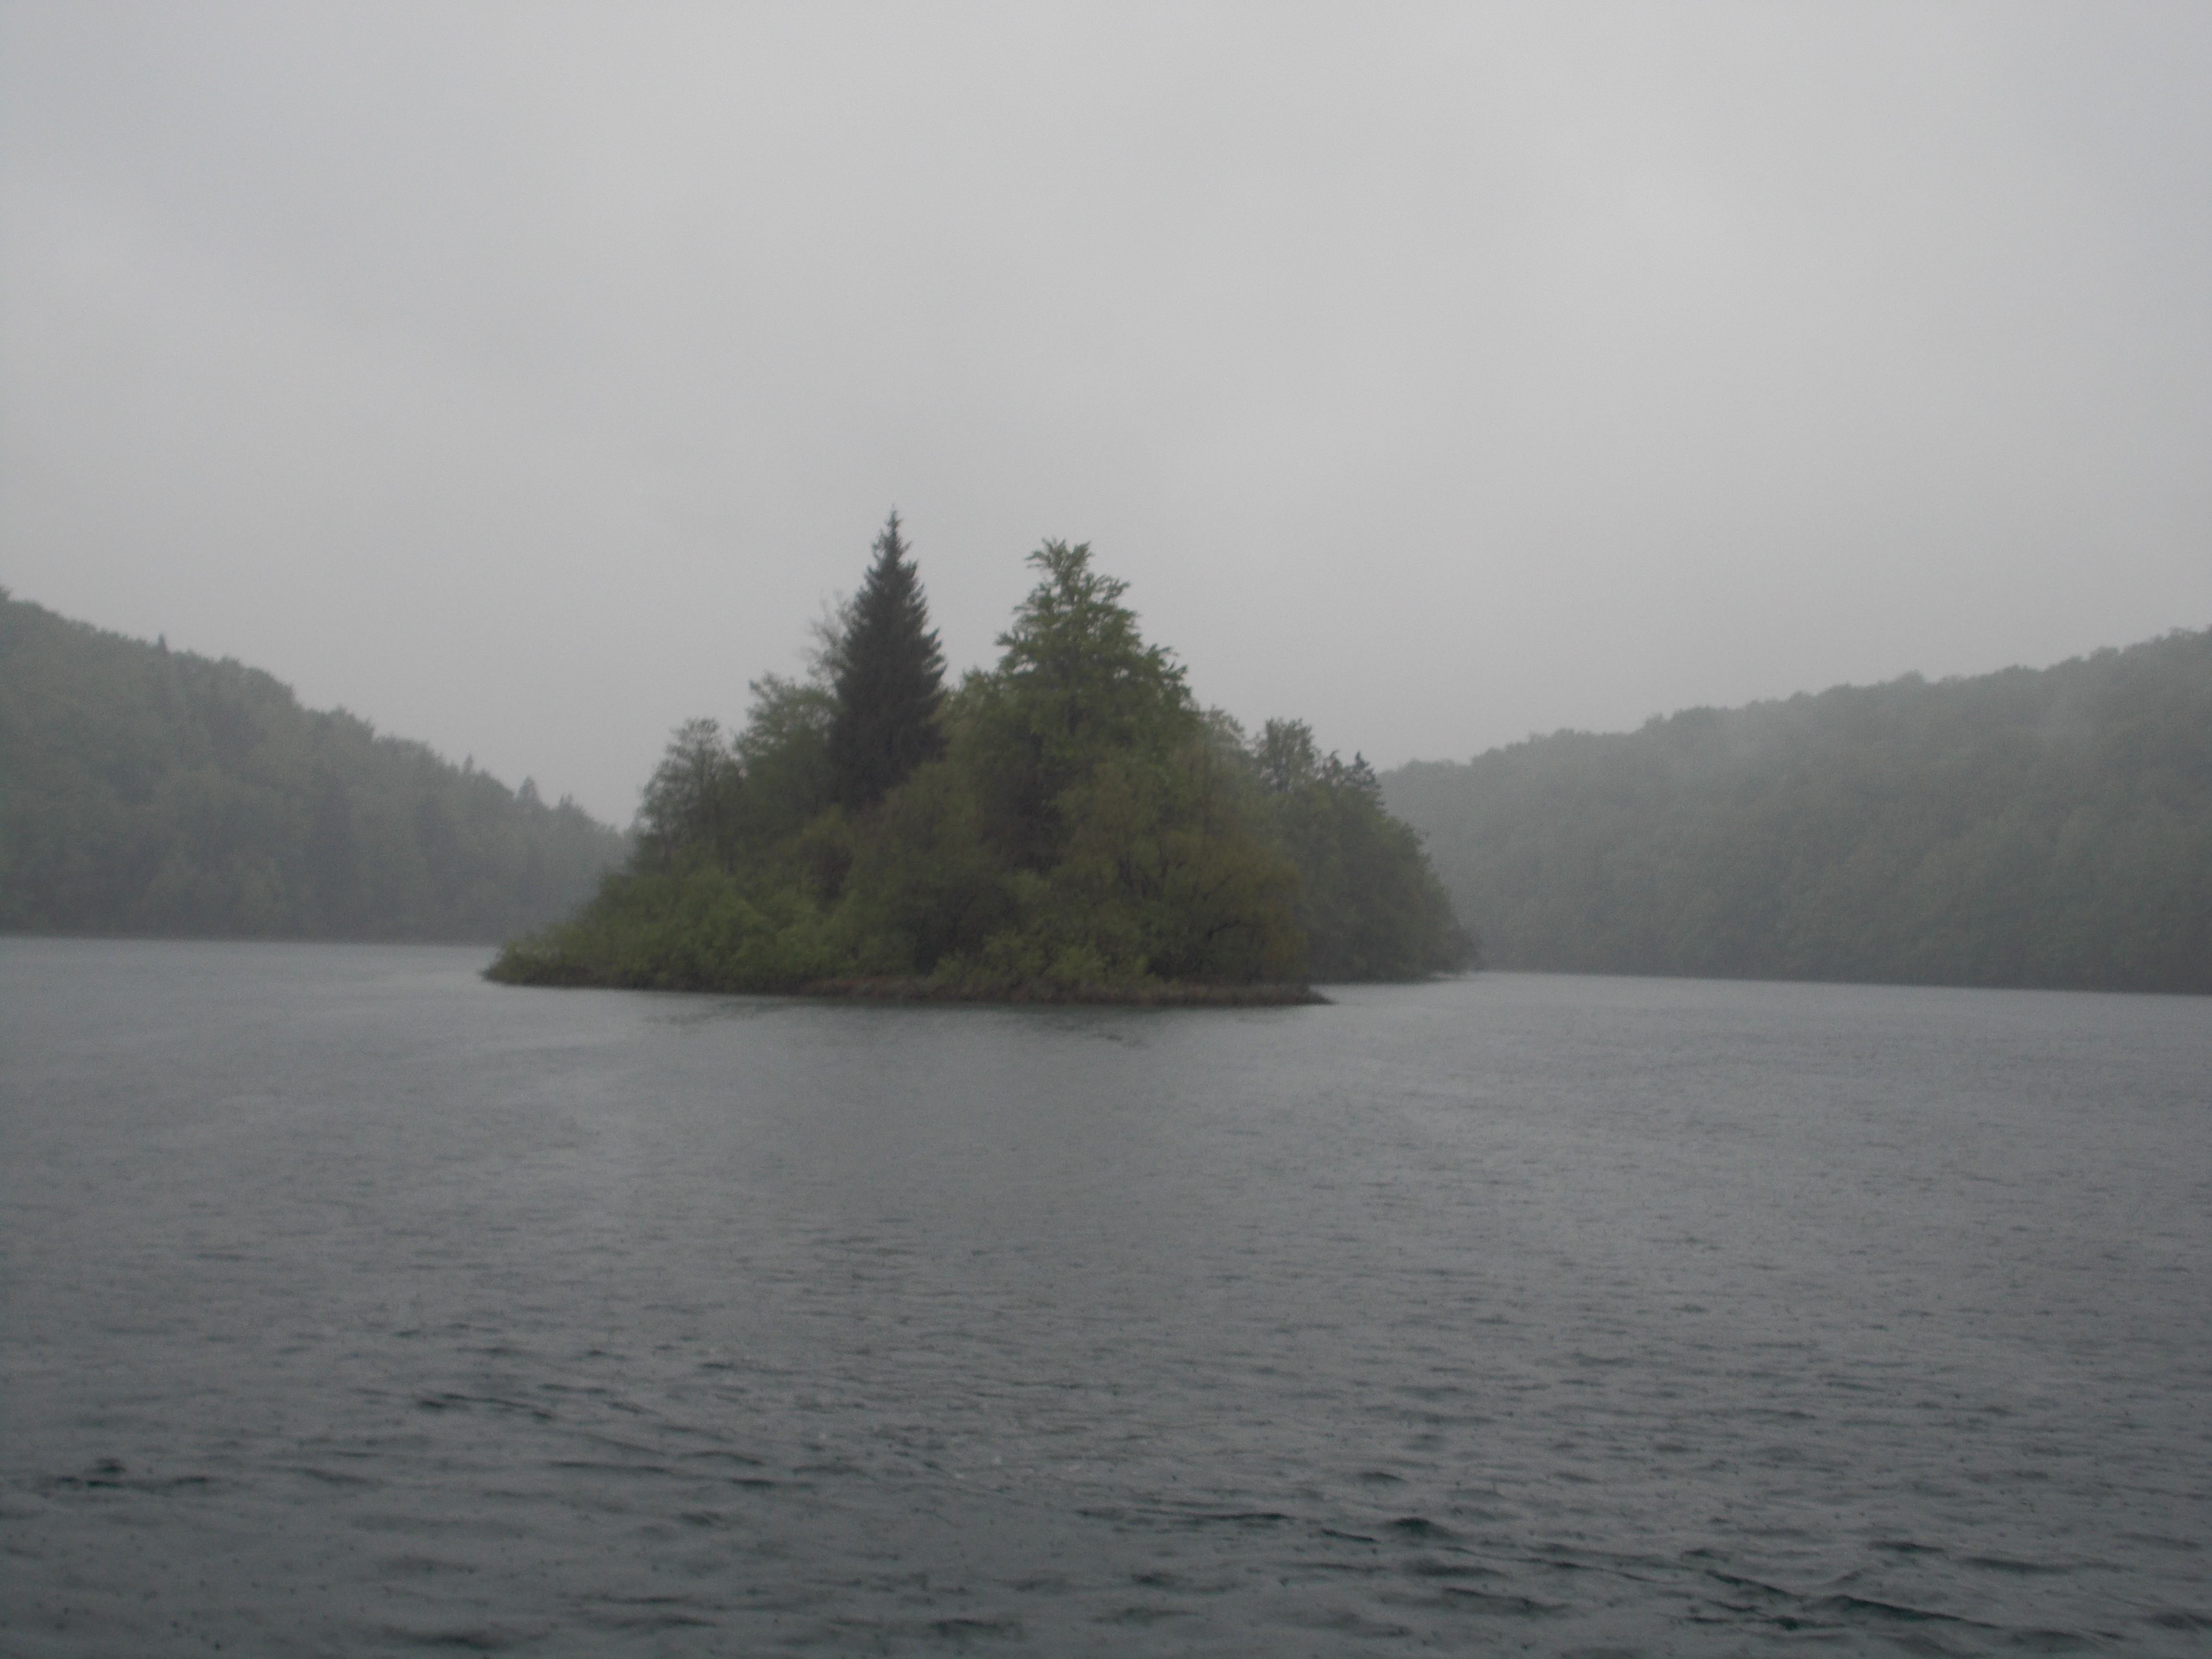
[488,519,1471,1001]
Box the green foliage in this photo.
[494,537,1466,995]
[940,543,1303,986]
[1382,629,2212,994]
[635,718,744,871]
[827,512,948,809]
[735,674,838,834]
[487,866,842,992]
[831,760,1009,974]
[1252,720,1473,979]
[0,591,626,940]
[627,667,843,876]
[961,540,1199,869]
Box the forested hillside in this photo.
[0,592,625,940]
[1383,628,2212,994]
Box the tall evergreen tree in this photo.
[828,512,948,809]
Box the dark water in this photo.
[3,939,2207,1656]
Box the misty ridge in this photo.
[5,575,2207,997]
[0,590,624,941]
[1384,626,2212,995]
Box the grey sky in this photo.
[4,3,2206,823]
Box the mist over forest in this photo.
[6,576,2205,997]
[1383,627,2212,995]
[4,14,2208,1655]
[0,592,624,941]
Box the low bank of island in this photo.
[488,520,1468,1002]
[799,977,1326,1006]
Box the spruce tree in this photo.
[828,512,948,809]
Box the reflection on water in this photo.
[3,938,2207,1654]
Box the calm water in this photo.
[3,939,2207,1656]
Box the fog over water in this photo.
[3,4,2208,822]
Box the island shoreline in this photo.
[798,977,1330,1006]
[482,960,1330,1006]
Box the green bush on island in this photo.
[489,521,1471,996]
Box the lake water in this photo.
[3,938,2207,1656]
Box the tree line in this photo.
[1382,627,2212,994]
[0,591,625,940]
[493,518,1469,993]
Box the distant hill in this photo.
[0,591,626,941]
[1382,628,2212,995]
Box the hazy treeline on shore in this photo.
[0,592,625,941]
[1383,627,2212,994]
[493,521,1467,996]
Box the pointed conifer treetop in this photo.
[827,511,949,809]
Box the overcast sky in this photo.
[4,3,2206,822]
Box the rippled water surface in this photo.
[3,938,2207,1655]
